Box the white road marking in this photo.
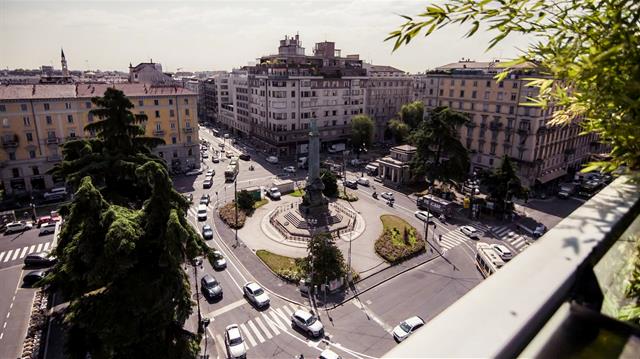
[19,246,29,258]
[274,308,289,322]
[253,316,273,339]
[268,310,287,328]
[281,305,294,317]
[261,312,281,335]
[0,251,5,263]
[214,333,225,357]
[28,245,36,254]
[350,298,393,334]
[239,323,257,347]
[247,319,265,343]
[205,298,246,318]
[11,249,20,261]
[36,243,43,253]
[43,242,50,251]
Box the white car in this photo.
[205,169,215,177]
[291,309,324,338]
[460,225,479,239]
[5,221,33,234]
[357,177,370,186]
[196,205,207,221]
[201,152,209,159]
[266,156,279,164]
[414,211,436,224]
[39,222,57,235]
[224,324,247,359]
[243,282,270,308]
[491,244,513,261]
[267,187,281,200]
[319,349,342,359]
[283,166,296,173]
[393,316,425,342]
[381,192,394,201]
[185,168,203,176]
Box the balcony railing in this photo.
[46,137,60,145]
[153,130,165,136]
[384,175,640,358]
[2,140,18,148]
[182,127,193,134]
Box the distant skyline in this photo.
[0,0,532,73]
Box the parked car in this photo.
[283,166,296,173]
[393,316,425,342]
[43,187,68,201]
[291,309,324,338]
[201,152,209,159]
[319,349,342,359]
[243,282,270,308]
[266,156,279,164]
[213,250,227,270]
[185,168,203,176]
[197,205,207,221]
[381,192,394,201]
[344,179,358,189]
[357,177,370,186]
[239,153,251,161]
[203,179,213,189]
[224,324,247,359]
[491,244,513,261]
[460,225,479,239]
[4,221,33,234]
[201,224,214,240]
[206,169,215,177]
[200,194,210,205]
[36,216,53,227]
[201,274,223,300]
[212,156,220,163]
[226,152,234,159]
[267,187,281,200]
[24,252,57,267]
[23,270,48,287]
[39,222,57,235]
[414,211,436,225]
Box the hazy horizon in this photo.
[0,0,532,73]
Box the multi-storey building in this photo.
[200,77,219,123]
[128,61,173,85]
[363,64,412,143]
[218,35,367,157]
[0,83,199,196]
[413,60,604,188]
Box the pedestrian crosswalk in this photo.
[491,225,530,252]
[0,241,52,265]
[438,224,485,252]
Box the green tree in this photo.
[386,0,640,174]
[398,101,425,130]
[45,88,210,358]
[388,119,410,143]
[320,169,339,198]
[236,190,256,212]
[301,232,347,286]
[482,156,527,213]
[409,106,470,183]
[351,115,375,158]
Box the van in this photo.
[197,205,208,221]
[44,187,67,200]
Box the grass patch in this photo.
[256,250,307,283]
[218,202,247,229]
[375,215,424,263]
[253,198,268,209]
[290,189,305,197]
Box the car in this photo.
[206,169,215,177]
[36,215,52,227]
[393,316,425,342]
[212,250,227,270]
[291,309,324,338]
[4,221,33,234]
[200,274,223,300]
[226,152,234,159]
[491,244,513,261]
[43,187,68,201]
[200,194,210,205]
[283,166,296,173]
[191,256,203,266]
[23,270,48,287]
[39,222,57,235]
[414,211,436,225]
[24,252,57,267]
[212,156,220,163]
[266,156,279,164]
[224,324,247,359]
[243,282,270,308]
[319,349,342,359]
[201,152,209,159]
[49,210,62,223]
[185,168,203,176]
[184,193,193,203]
[344,179,358,189]
[201,224,214,240]
[203,179,213,189]
[381,192,394,201]
[239,153,251,161]
[357,177,370,186]
[267,187,281,200]
[460,225,479,239]
[196,205,207,221]
[218,143,225,148]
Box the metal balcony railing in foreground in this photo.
[384,175,640,358]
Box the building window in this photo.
[439,89,444,96]
[65,103,71,109]
[170,109,175,117]
[188,148,192,156]
[88,113,94,122]
[154,99,159,106]
[511,93,517,101]
[499,81,504,88]
[46,116,52,124]
[44,103,50,111]
[471,91,477,98]
[486,80,491,87]
[473,80,478,87]
[138,100,144,106]
[173,151,178,158]
[32,166,39,175]
[513,82,518,88]
[484,91,490,100]
[449,89,454,97]
[67,115,74,123]
[169,99,173,105]
[170,122,176,129]
[172,137,177,144]
[483,103,489,112]
[450,79,455,85]
[12,168,19,178]
[185,109,190,116]
[23,117,31,126]
[29,150,36,159]
[509,106,515,115]
[496,105,501,113]
[184,99,189,105]
[85,102,91,109]
[155,110,160,118]
[471,103,475,110]
[461,79,466,86]
[155,123,161,131]
[460,90,465,98]
[0,105,5,112]
[21,104,28,111]
[26,133,33,142]
[497,92,503,100]
[490,143,497,155]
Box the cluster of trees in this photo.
[44,89,211,358]
[300,232,347,286]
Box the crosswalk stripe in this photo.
[19,247,29,258]
[11,248,20,261]
[247,320,265,343]
[3,250,12,263]
[43,242,50,251]
[0,251,5,262]
[239,323,257,347]
[36,243,43,252]
[261,312,281,335]
[281,305,294,317]
[253,316,273,339]
[28,245,36,254]
[288,302,300,312]
[268,310,287,328]
[274,308,288,322]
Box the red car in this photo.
[36,216,52,228]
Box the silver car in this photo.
[243,282,270,308]
[291,309,324,338]
[225,324,247,359]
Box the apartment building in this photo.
[0,83,199,195]
[128,61,173,85]
[363,64,412,142]
[413,60,603,188]
[200,77,219,123]
[218,35,367,157]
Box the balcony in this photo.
[182,127,194,134]
[153,129,165,136]
[2,135,18,148]
[489,122,503,131]
[384,176,640,358]
[46,137,60,145]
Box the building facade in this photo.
[413,60,604,188]
[128,61,173,85]
[0,83,199,196]
[377,145,417,187]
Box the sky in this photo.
[0,0,532,73]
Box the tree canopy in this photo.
[320,169,339,198]
[481,156,527,213]
[388,119,411,143]
[44,88,210,358]
[398,101,425,131]
[301,232,347,286]
[350,115,375,155]
[386,0,640,173]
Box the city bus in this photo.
[224,160,239,182]
[476,243,505,278]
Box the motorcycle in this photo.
[249,165,255,171]
[372,192,378,199]
[387,199,394,207]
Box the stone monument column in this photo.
[302,119,328,216]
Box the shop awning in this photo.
[536,168,568,184]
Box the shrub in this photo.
[375,215,424,263]
[236,190,255,213]
[218,202,246,229]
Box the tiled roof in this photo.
[364,64,405,73]
[0,83,196,100]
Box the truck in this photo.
[327,143,346,153]
[271,179,295,194]
[416,195,455,217]
[557,183,576,199]
[224,160,239,182]
[516,217,546,238]
[298,157,308,169]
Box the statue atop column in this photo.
[302,119,328,215]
